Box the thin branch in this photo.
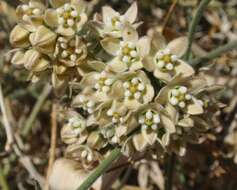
[161,0,178,34]
[190,40,237,66]
[13,144,45,189]
[44,103,58,190]
[77,148,121,190]
[21,84,51,137]
[165,153,176,190]
[0,84,14,151]
[184,0,212,60]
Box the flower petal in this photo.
[132,133,148,152]
[167,36,188,58]
[102,6,119,25]
[137,36,151,57]
[107,58,128,73]
[175,60,195,77]
[123,2,138,24]
[44,9,58,27]
[49,0,70,8]
[187,98,204,115]
[100,37,120,56]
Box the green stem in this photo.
[21,84,51,137]
[185,0,212,60]
[165,153,176,190]
[190,40,237,66]
[0,165,9,190]
[77,148,121,190]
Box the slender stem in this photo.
[0,83,14,151]
[77,148,121,190]
[190,40,237,66]
[185,0,212,60]
[21,84,51,137]
[0,165,9,190]
[165,153,176,190]
[44,103,58,190]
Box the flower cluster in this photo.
[9,1,221,170]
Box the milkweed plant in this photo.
[8,0,225,189]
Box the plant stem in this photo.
[77,148,121,190]
[165,153,176,190]
[0,165,9,190]
[185,0,212,60]
[0,83,14,151]
[190,40,237,66]
[21,84,51,137]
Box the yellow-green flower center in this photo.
[155,48,179,72]
[57,3,81,28]
[139,110,160,131]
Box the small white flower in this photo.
[142,124,148,130]
[22,5,29,11]
[179,86,187,94]
[105,79,113,86]
[138,83,145,91]
[166,63,174,70]
[130,50,137,57]
[134,92,141,99]
[64,3,71,11]
[151,124,158,130]
[61,50,68,58]
[67,19,74,26]
[170,97,178,105]
[125,90,132,97]
[71,10,78,17]
[157,61,165,68]
[185,94,192,100]
[179,101,186,108]
[122,56,130,63]
[131,78,139,84]
[123,82,130,88]
[145,110,153,119]
[153,114,160,124]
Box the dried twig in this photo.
[161,0,178,34]
[13,144,45,189]
[44,103,58,190]
[0,83,14,151]
[22,84,51,137]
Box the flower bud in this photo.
[10,25,30,48]
[24,49,49,72]
[29,26,57,54]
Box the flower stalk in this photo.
[184,0,212,60]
